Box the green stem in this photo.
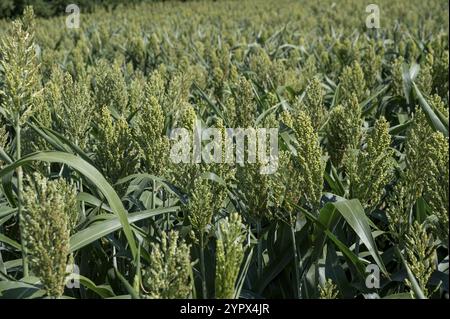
[16,124,28,277]
[80,178,86,221]
[151,179,156,210]
[150,179,156,234]
[164,190,170,231]
[291,225,301,299]
[256,219,262,280]
[199,233,207,299]
[394,245,427,299]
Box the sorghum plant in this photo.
[134,91,170,177]
[345,117,395,209]
[319,279,339,299]
[0,0,447,300]
[293,77,327,131]
[339,61,367,102]
[22,173,78,297]
[326,94,362,167]
[94,106,139,186]
[55,73,94,149]
[405,222,437,297]
[0,6,41,277]
[215,213,247,299]
[143,231,192,299]
[94,61,129,116]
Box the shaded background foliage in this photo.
[0,0,166,19]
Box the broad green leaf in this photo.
[0,151,138,259]
[299,205,367,277]
[70,206,178,252]
[0,234,21,250]
[0,206,16,219]
[332,199,388,276]
[394,246,427,299]
[361,85,389,116]
[0,280,45,298]
[3,259,21,270]
[412,82,449,137]
[114,267,140,299]
[325,244,354,298]
[65,273,115,298]
[77,192,113,213]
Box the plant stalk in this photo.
[16,124,29,277]
[80,178,86,221]
[256,219,262,280]
[152,179,156,210]
[199,233,207,299]
[291,225,301,299]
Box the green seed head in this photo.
[143,231,192,299]
[23,173,78,298]
[319,279,339,299]
[339,61,366,102]
[345,117,394,209]
[0,6,41,126]
[215,213,247,299]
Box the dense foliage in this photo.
[0,0,152,19]
[0,0,448,299]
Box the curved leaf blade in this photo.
[0,151,138,258]
[332,199,388,276]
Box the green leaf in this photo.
[28,122,94,165]
[299,205,367,277]
[412,82,449,137]
[0,234,21,250]
[0,280,45,298]
[394,246,427,299]
[416,197,427,223]
[3,259,21,271]
[256,245,292,294]
[70,206,178,252]
[361,85,389,116]
[65,273,115,298]
[235,248,253,299]
[389,121,411,135]
[402,63,417,104]
[116,173,180,198]
[114,267,140,299]
[0,147,12,165]
[0,151,138,258]
[325,244,354,298]
[77,192,113,213]
[0,206,16,219]
[332,199,388,277]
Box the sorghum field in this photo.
[0,0,448,299]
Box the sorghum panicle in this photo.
[345,117,395,209]
[0,6,41,127]
[405,221,436,297]
[94,106,139,185]
[143,231,192,299]
[319,279,339,299]
[326,94,362,167]
[22,173,78,297]
[215,213,247,299]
